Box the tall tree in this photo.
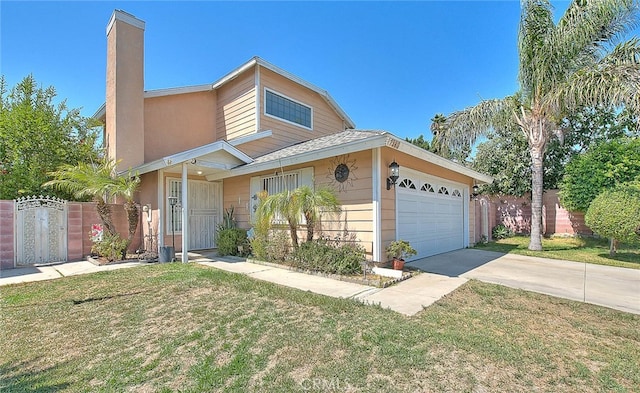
[0,75,100,199]
[439,0,640,250]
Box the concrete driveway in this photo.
[408,249,640,315]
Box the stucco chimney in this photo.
[105,10,145,171]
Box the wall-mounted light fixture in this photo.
[386,161,400,190]
[470,184,480,200]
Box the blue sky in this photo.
[3,1,634,142]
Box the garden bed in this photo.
[246,258,419,288]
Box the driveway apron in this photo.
[409,249,640,315]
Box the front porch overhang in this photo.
[125,140,254,179]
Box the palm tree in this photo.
[113,168,141,248]
[440,0,640,250]
[257,189,301,247]
[256,185,342,247]
[429,113,448,156]
[45,160,119,236]
[45,159,141,250]
[294,185,341,242]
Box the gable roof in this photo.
[206,129,494,184]
[125,140,253,177]
[93,57,355,129]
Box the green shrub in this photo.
[585,184,640,255]
[329,241,366,275]
[291,238,333,271]
[249,236,268,261]
[216,228,247,256]
[492,224,514,240]
[265,230,291,262]
[91,232,128,262]
[290,236,366,275]
[218,206,237,231]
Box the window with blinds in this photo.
[262,172,299,196]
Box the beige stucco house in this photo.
[97,10,492,263]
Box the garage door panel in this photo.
[397,181,464,260]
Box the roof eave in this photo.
[123,140,253,176]
[207,134,389,180]
[393,136,494,184]
[210,133,493,184]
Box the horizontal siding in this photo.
[221,174,252,229]
[222,152,374,255]
[258,68,346,148]
[216,69,257,141]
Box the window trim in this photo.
[264,87,313,130]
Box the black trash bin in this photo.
[159,246,175,262]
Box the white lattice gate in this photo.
[15,196,68,266]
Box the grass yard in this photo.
[1,263,639,392]
[475,236,640,269]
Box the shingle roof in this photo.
[248,130,388,165]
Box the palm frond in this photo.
[544,0,638,89]
[550,39,640,113]
[443,97,519,151]
[519,0,555,96]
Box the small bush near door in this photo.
[216,228,247,256]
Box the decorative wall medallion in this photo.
[327,155,358,192]
[334,163,350,183]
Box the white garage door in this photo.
[396,173,466,261]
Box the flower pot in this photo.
[392,258,405,270]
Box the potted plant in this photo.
[385,240,417,270]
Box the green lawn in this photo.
[474,236,640,269]
[2,263,639,392]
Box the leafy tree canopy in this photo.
[472,106,639,196]
[559,137,640,212]
[0,75,101,200]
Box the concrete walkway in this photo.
[2,249,638,316]
[191,253,467,316]
[0,260,142,286]
[408,249,640,315]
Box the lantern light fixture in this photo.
[386,161,400,190]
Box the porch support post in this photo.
[372,147,382,262]
[157,169,164,248]
[181,162,189,262]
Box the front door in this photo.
[168,179,221,250]
[188,181,220,250]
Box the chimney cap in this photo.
[107,9,145,35]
